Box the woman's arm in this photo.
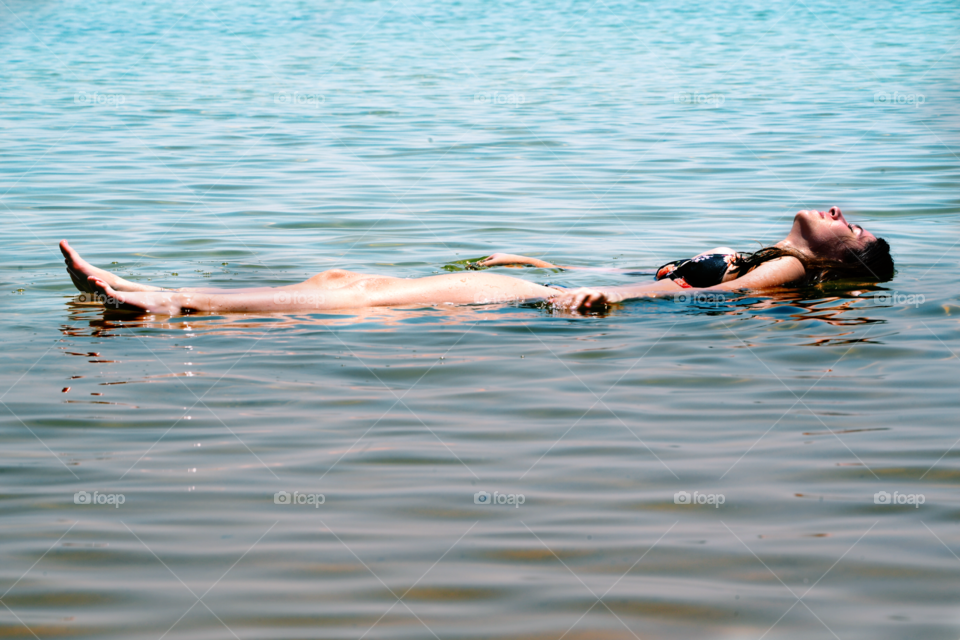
[473,253,639,273]
[548,280,680,311]
[706,256,805,291]
[473,253,562,269]
[549,256,806,311]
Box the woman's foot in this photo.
[88,277,185,316]
[60,240,161,293]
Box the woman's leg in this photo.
[87,271,558,315]
[65,239,558,314]
[62,240,378,296]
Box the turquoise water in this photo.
[3,0,960,638]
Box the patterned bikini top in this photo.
[655,247,740,289]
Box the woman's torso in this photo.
[654,247,741,288]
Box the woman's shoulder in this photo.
[712,254,805,290]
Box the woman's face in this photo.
[781,207,876,259]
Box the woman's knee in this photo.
[307,269,358,286]
[344,276,398,292]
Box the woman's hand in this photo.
[549,287,616,312]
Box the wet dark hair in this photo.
[730,237,894,285]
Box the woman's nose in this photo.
[827,206,842,219]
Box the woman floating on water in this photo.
[62,207,893,315]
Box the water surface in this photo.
[2,1,960,638]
